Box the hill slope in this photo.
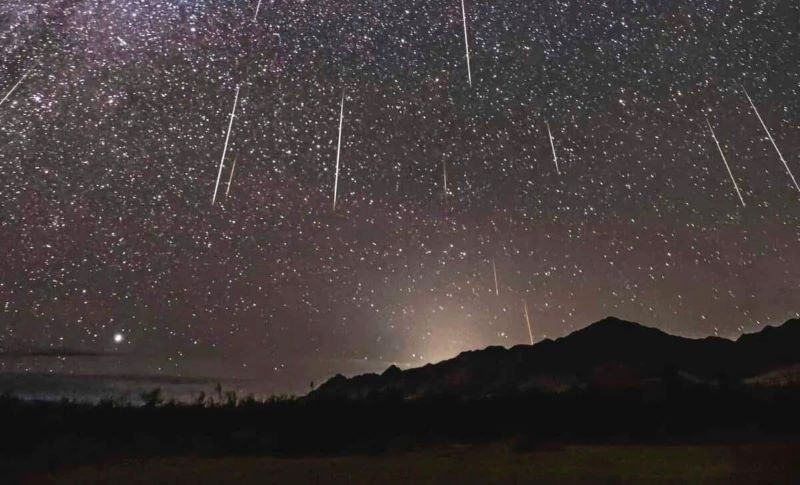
[310,317,800,400]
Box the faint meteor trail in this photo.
[741,85,800,194]
[212,86,240,206]
[492,259,499,296]
[443,160,448,205]
[225,156,237,197]
[269,33,283,117]
[706,117,746,208]
[523,301,534,345]
[333,92,345,211]
[0,67,34,109]
[460,0,472,86]
[254,0,262,21]
[546,121,560,175]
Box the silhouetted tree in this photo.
[214,382,223,405]
[140,388,163,407]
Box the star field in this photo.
[0,0,798,395]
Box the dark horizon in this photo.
[3,313,799,403]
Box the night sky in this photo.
[1,0,798,398]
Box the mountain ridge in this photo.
[309,316,800,400]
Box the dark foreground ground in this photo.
[5,384,800,483]
[23,442,800,484]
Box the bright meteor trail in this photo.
[706,117,746,208]
[333,92,345,211]
[546,122,560,175]
[741,85,800,195]
[523,300,534,345]
[460,0,472,87]
[0,67,34,109]
[212,85,239,206]
[254,0,263,22]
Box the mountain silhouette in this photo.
[310,317,800,400]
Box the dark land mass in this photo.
[310,317,800,399]
[23,443,800,484]
[4,317,800,483]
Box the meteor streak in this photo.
[546,121,560,175]
[741,85,800,194]
[0,67,34,109]
[492,259,499,296]
[225,156,237,197]
[706,117,745,208]
[333,92,345,211]
[212,86,239,206]
[443,160,448,205]
[460,0,472,87]
[523,300,534,345]
[254,0,262,22]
